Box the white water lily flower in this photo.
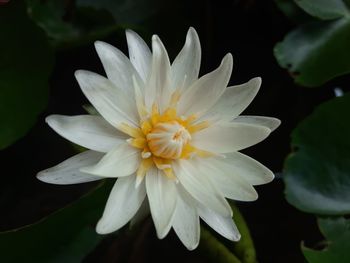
[37,27,280,250]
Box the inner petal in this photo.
[147,121,191,159]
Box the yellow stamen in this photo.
[118,123,144,138]
[151,103,160,125]
[136,158,154,178]
[141,120,152,135]
[127,138,146,149]
[187,121,210,134]
[163,167,176,180]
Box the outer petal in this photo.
[173,159,232,217]
[192,122,271,153]
[81,143,140,178]
[217,152,275,185]
[75,70,139,128]
[177,53,233,117]
[195,158,258,201]
[172,185,200,250]
[94,41,141,96]
[171,27,201,91]
[202,77,261,121]
[37,151,103,185]
[96,176,146,234]
[146,168,177,239]
[198,205,241,241]
[46,115,127,153]
[126,30,152,83]
[233,116,281,132]
[145,35,172,112]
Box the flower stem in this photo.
[230,203,257,263]
[199,227,242,263]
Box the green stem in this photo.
[231,203,257,263]
[199,227,242,263]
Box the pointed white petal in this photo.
[233,116,281,132]
[172,185,200,250]
[37,151,103,185]
[145,35,172,111]
[202,77,261,121]
[81,143,140,178]
[171,27,201,91]
[75,70,139,127]
[192,122,271,153]
[46,115,126,152]
[173,159,232,217]
[177,53,233,117]
[130,199,150,228]
[218,152,275,185]
[198,206,241,241]
[126,30,151,83]
[146,168,177,238]
[96,176,146,234]
[94,41,141,96]
[196,158,258,201]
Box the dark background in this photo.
[2,0,346,262]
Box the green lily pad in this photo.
[0,0,53,149]
[295,0,349,20]
[302,217,350,263]
[0,182,110,263]
[284,93,350,215]
[274,1,350,87]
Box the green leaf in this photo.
[0,182,111,263]
[274,15,350,87]
[295,0,349,20]
[284,93,350,215]
[0,0,53,149]
[274,0,315,24]
[302,217,350,263]
[26,0,122,50]
[76,0,161,25]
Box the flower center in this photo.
[118,92,214,182]
[147,121,191,159]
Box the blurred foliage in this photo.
[0,0,53,149]
[302,217,350,263]
[274,0,350,87]
[283,93,350,262]
[284,93,350,215]
[26,0,119,49]
[0,182,110,263]
[26,0,162,49]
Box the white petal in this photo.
[171,27,201,91]
[145,35,172,112]
[126,30,152,83]
[81,143,140,178]
[196,158,258,201]
[172,185,200,250]
[177,53,233,117]
[198,206,241,241]
[130,199,150,228]
[192,122,271,153]
[46,115,126,152]
[94,41,141,97]
[233,116,281,132]
[96,176,146,234]
[218,152,275,185]
[202,77,261,121]
[173,159,232,217]
[146,168,177,238]
[37,151,103,185]
[75,70,139,127]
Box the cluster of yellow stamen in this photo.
[118,91,213,182]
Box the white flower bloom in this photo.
[37,27,280,250]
